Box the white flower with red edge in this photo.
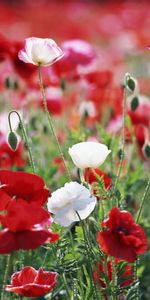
[18,37,63,67]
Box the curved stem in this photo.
[8,111,36,173]
[38,65,71,181]
[136,178,150,223]
[113,76,128,206]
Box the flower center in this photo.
[118,227,129,235]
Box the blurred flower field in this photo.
[0,1,150,299]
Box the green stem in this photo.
[38,65,71,181]
[79,169,85,184]
[110,257,116,300]
[133,259,140,300]
[136,178,150,223]
[8,111,36,173]
[62,273,71,299]
[113,75,128,205]
[76,211,101,300]
[1,253,13,300]
[69,231,84,299]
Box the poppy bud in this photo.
[126,77,136,92]
[60,77,66,91]
[130,96,139,111]
[5,77,11,89]
[125,74,139,94]
[142,143,150,158]
[8,131,18,151]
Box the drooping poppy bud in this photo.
[8,131,18,151]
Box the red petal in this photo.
[16,267,37,286]
[97,231,137,263]
[0,229,17,254]
[1,200,50,231]
[0,170,48,204]
[35,268,57,286]
[0,189,11,211]
[16,228,57,250]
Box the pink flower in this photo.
[18,37,63,67]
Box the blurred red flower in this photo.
[97,207,148,262]
[84,167,112,190]
[53,39,96,80]
[0,34,13,62]
[0,35,36,80]
[128,98,150,127]
[11,41,37,80]
[84,70,113,88]
[5,266,57,298]
[0,138,26,169]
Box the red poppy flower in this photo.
[53,156,65,174]
[84,168,112,190]
[0,170,49,206]
[0,227,59,254]
[11,41,37,80]
[97,207,148,262]
[39,87,65,115]
[53,39,96,80]
[94,259,134,288]
[127,98,150,127]
[5,266,57,298]
[0,34,13,62]
[0,140,26,169]
[84,70,113,88]
[0,200,50,232]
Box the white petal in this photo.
[69,141,111,168]
[54,208,79,227]
[72,195,96,211]
[19,37,63,67]
[18,50,31,64]
[76,196,97,220]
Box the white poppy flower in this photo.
[68,141,111,169]
[47,181,96,227]
[18,37,63,67]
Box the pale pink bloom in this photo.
[18,37,63,67]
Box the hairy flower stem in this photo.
[62,273,71,299]
[76,212,102,300]
[110,257,117,300]
[38,65,71,181]
[69,231,84,298]
[136,178,150,223]
[1,253,13,300]
[113,74,128,206]
[8,111,36,173]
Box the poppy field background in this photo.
[0,0,150,299]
